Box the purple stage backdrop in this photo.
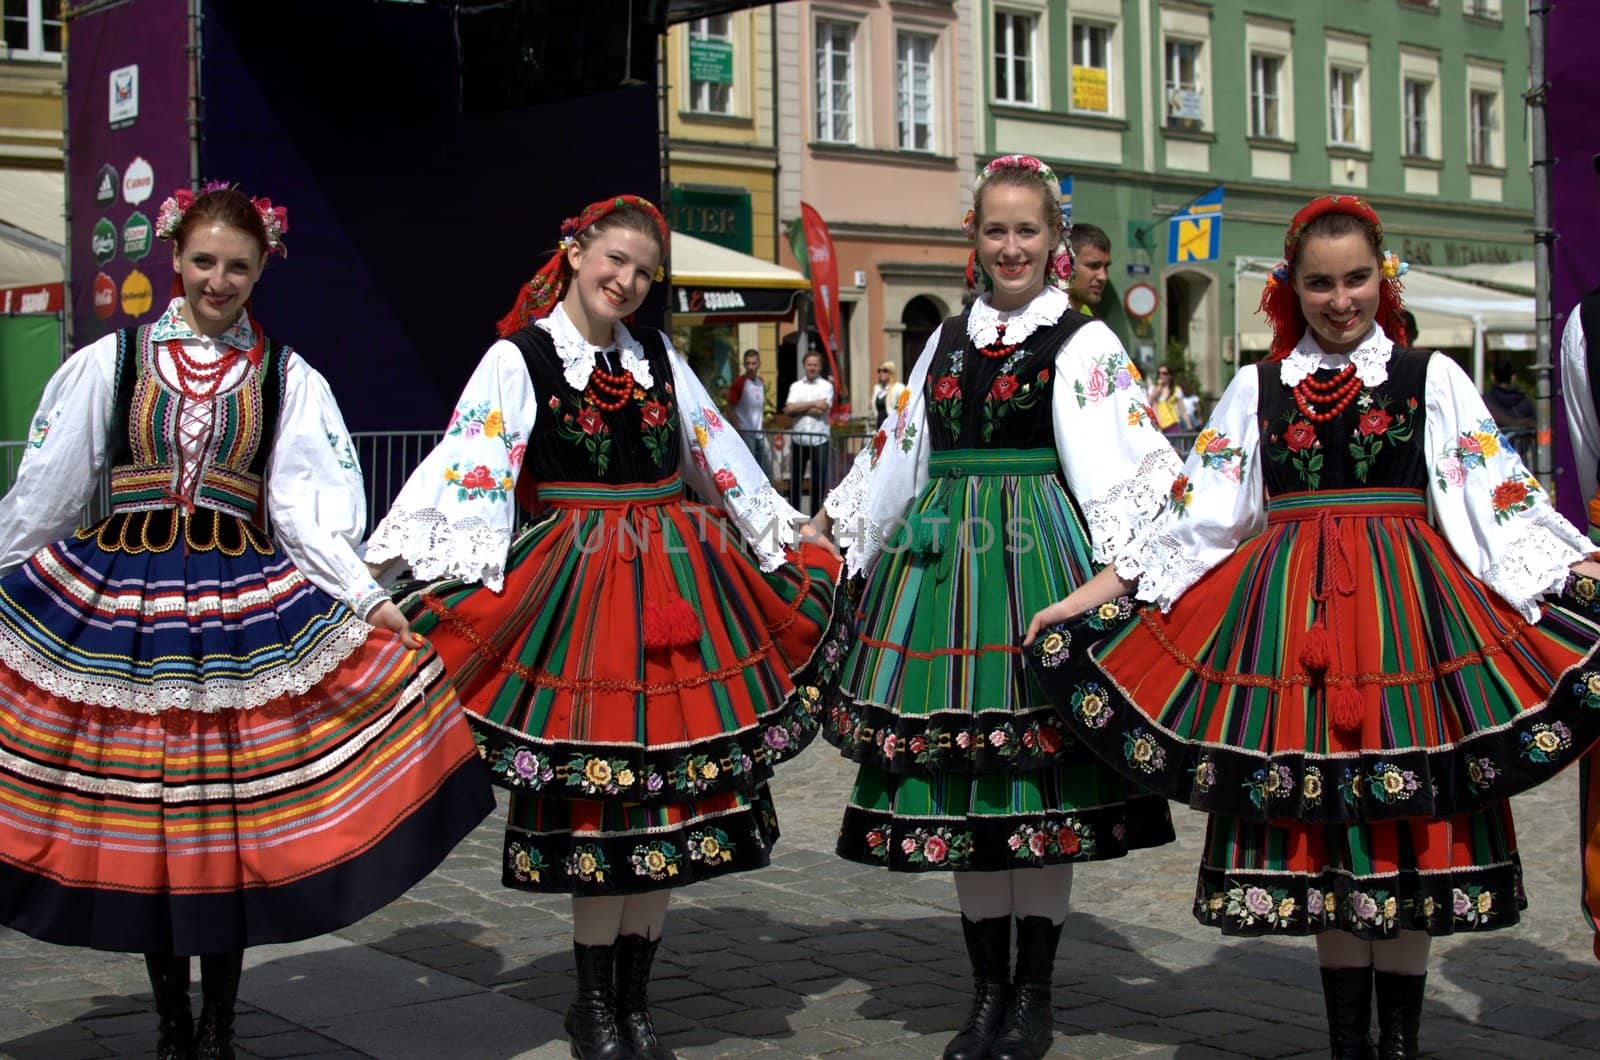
[65,1,192,348]
[1549,4,1600,523]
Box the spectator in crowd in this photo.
[1067,222,1112,315]
[1484,361,1536,430]
[727,347,772,476]
[783,350,834,511]
[873,360,907,428]
[1146,364,1194,434]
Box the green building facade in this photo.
[981,0,1526,397]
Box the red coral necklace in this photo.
[1292,363,1362,423]
[167,340,242,400]
[586,350,637,412]
[977,341,1019,360]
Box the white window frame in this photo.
[1329,65,1361,147]
[814,18,857,144]
[1464,0,1501,17]
[1465,61,1504,168]
[1403,78,1432,158]
[685,15,735,116]
[1249,53,1284,139]
[993,9,1037,107]
[1069,19,1115,116]
[2,0,61,61]
[1326,32,1370,151]
[1164,38,1205,130]
[896,30,936,152]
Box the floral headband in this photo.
[1258,194,1410,360]
[496,194,670,338]
[154,181,289,257]
[962,155,1074,296]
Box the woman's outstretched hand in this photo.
[1022,566,1140,646]
[366,600,423,649]
[1024,599,1082,645]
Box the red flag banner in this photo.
[798,202,844,409]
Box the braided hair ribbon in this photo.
[496,194,670,338]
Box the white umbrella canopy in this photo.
[0,169,64,288]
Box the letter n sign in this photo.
[1169,215,1221,264]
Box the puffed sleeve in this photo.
[0,335,118,575]
[1561,311,1600,514]
[265,355,388,618]
[669,339,804,570]
[1425,352,1589,620]
[1051,321,1184,564]
[838,326,938,576]
[362,340,536,591]
[1114,365,1266,611]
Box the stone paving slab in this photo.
[2,746,1599,1058]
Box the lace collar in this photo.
[535,303,655,391]
[966,287,1071,349]
[149,297,258,352]
[1279,326,1392,388]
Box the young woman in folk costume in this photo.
[1024,194,1600,1059]
[363,195,841,1060]
[0,186,494,1060]
[815,155,1182,1060]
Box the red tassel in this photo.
[642,596,700,650]
[1329,683,1363,736]
[1299,622,1331,676]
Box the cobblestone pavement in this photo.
[2,744,1599,1059]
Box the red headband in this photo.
[495,195,670,338]
[1257,194,1408,361]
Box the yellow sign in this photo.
[1072,66,1108,112]
[1174,217,1214,262]
[120,268,153,317]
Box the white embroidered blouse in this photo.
[1120,326,1592,620]
[362,303,805,591]
[0,298,386,618]
[825,286,1184,576]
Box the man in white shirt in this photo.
[782,351,834,511]
[726,348,771,476]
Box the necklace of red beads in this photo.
[1292,363,1363,423]
[167,340,244,401]
[586,363,638,412]
[977,340,1020,360]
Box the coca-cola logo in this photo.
[93,272,116,319]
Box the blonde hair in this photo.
[878,361,899,382]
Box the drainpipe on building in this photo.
[1529,0,1554,491]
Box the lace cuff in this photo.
[362,505,514,591]
[824,447,872,530]
[1483,514,1587,621]
[1118,530,1212,612]
[1083,448,1184,565]
[724,480,800,572]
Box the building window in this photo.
[1329,65,1360,146]
[1165,39,1204,130]
[993,10,1035,106]
[1070,21,1113,115]
[1470,88,1497,166]
[1249,54,1283,139]
[687,16,734,115]
[815,19,855,143]
[2,0,62,60]
[896,31,935,152]
[1464,0,1501,16]
[1403,77,1431,157]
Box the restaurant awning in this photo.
[669,230,810,324]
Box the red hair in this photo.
[495,195,669,338]
[1258,195,1408,361]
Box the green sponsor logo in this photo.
[122,211,152,260]
[92,218,117,263]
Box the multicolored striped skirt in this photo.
[399,475,841,896]
[1029,487,1600,936]
[0,509,494,954]
[829,449,1174,872]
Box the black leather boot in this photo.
[1374,970,1425,1059]
[614,934,674,1060]
[1320,965,1377,1060]
[143,954,193,1060]
[195,950,243,1060]
[943,915,1011,1060]
[565,941,631,1060]
[990,915,1062,1060]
